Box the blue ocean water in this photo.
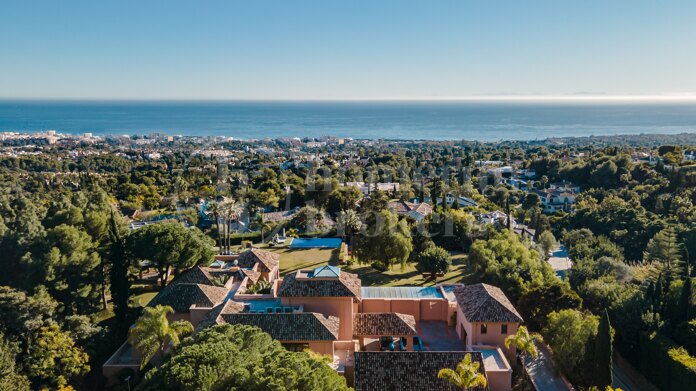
[1,100,696,141]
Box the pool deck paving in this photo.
[417,321,465,351]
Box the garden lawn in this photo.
[343,252,478,287]
[267,246,478,287]
[266,246,340,275]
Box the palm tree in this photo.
[338,209,362,245]
[208,201,223,252]
[221,199,244,253]
[128,305,193,369]
[437,353,487,390]
[504,325,543,363]
[251,213,271,243]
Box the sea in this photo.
[1,100,696,141]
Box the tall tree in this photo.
[25,324,90,388]
[352,210,412,270]
[0,332,31,391]
[128,305,193,369]
[416,245,451,278]
[108,210,130,329]
[644,227,684,283]
[593,310,613,388]
[127,222,214,286]
[137,324,351,391]
[676,275,693,324]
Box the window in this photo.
[480,324,487,334]
[501,324,508,334]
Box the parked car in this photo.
[379,336,395,351]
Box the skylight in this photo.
[312,265,341,278]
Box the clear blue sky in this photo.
[2,0,696,100]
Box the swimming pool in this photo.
[361,286,444,299]
[289,237,343,249]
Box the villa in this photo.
[388,199,433,221]
[104,248,521,391]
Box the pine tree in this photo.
[593,310,613,388]
[644,227,685,283]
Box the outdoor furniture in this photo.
[379,337,395,351]
[413,336,423,351]
[399,337,407,351]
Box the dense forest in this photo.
[0,134,695,390]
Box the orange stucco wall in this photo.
[189,307,212,326]
[281,296,354,340]
[455,307,518,361]
[487,369,512,391]
[360,298,449,322]
[308,341,335,356]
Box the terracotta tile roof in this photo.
[453,283,523,323]
[353,313,417,336]
[388,200,432,217]
[388,200,411,214]
[171,266,237,287]
[277,269,362,301]
[354,351,487,391]
[148,283,230,313]
[412,202,433,215]
[219,312,340,341]
[170,266,215,286]
[241,268,262,284]
[194,300,246,332]
[237,248,279,273]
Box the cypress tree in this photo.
[593,309,613,388]
[676,275,692,323]
[108,210,131,332]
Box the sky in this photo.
[2,1,696,100]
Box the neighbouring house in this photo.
[439,193,478,208]
[342,181,401,195]
[104,260,519,391]
[478,210,515,228]
[534,188,577,214]
[548,180,581,193]
[388,200,433,221]
[506,178,528,190]
[262,207,300,223]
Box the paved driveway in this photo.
[524,342,572,391]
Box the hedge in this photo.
[637,332,696,391]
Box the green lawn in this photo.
[266,245,479,287]
[266,246,340,274]
[343,253,479,287]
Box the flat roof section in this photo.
[476,346,511,371]
[361,286,444,299]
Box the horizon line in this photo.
[4,94,696,102]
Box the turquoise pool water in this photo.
[361,286,444,299]
[289,237,342,249]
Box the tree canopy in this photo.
[137,324,351,391]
